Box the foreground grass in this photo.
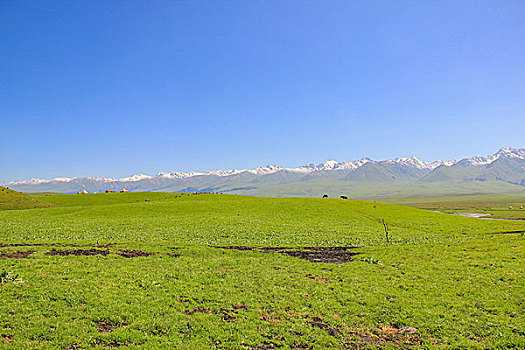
[1,193,524,349]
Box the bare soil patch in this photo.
[115,249,156,258]
[0,250,35,258]
[182,308,213,315]
[91,341,134,348]
[0,242,116,248]
[94,321,128,333]
[2,245,178,259]
[0,243,46,247]
[341,326,423,349]
[45,249,111,257]
[308,316,341,337]
[213,246,360,263]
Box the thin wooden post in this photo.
[382,219,390,244]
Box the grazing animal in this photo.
[520,206,524,209]
[120,188,129,193]
[340,195,348,199]
[323,194,328,198]
[77,190,88,194]
[509,206,513,209]
[105,190,115,193]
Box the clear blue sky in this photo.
[1,1,524,181]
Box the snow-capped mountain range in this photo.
[2,147,525,196]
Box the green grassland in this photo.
[165,177,525,199]
[378,194,525,220]
[1,193,524,349]
[0,186,53,211]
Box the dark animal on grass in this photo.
[340,196,347,199]
[323,194,328,198]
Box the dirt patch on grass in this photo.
[39,247,176,258]
[213,246,360,263]
[182,308,213,315]
[342,326,422,348]
[115,249,156,258]
[491,230,525,234]
[0,243,46,248]
[0,242,116,248]
[281,247,360,264]
[233,303,249,310]
[45,249,111,257]
[1,243,178,259]
[0,250,35,258]
[91,341,134,348]
[219,308,237,322]
[308,316,341,337]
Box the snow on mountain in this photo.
[82,176,117,182]
[52,177,75,182]
[317,160,339,170]
[10,178,49,185]
[428,160,457,169]
[206,169,244,177]
[339,158,372,170]
[246,165,284,175]
[2,147,523,187]
[156,171,205,179]
[4,177,77,186]
[286,158,372,172]
[459,156,497,166]
[458,147,525,167]
[496,147,525,159]
[118,174,153,182]
[384,156,429,169]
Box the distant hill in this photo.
[2,147,525,198]
[0,186,53,210]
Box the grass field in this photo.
[1,193,524,349]
[378,194,525,220]
[0,186,53,211]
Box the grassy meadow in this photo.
[378,194,525,220]
[0,187,53,211]
[0,192,524,349]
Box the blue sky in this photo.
[1,1,524,181]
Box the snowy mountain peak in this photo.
[317,160,339,170]
[247,165,284,175]
[385,156,428,169]
[428,160,457,169]
[118,174,153,182]
[53,177,75,182]
[2,147,523,187]
[156,171,203,179]
[496,147,525,159]
[459,147,525,166]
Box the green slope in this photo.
[0,186,53,210]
